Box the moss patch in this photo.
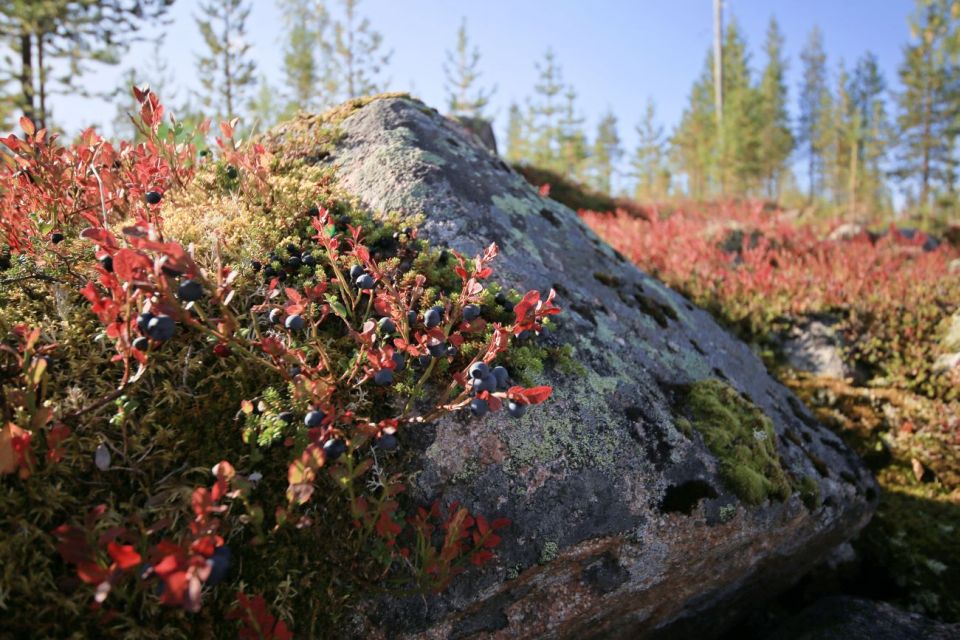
[682,379,794,506]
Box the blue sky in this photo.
[48,0,917,193]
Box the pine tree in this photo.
[556,88,588,179]
[505,102,529,163]
[0,0,173,129]
[528,48,565,169]
[757,17,794,199]
[590,110,621,194]
[716,18,762,195]
[196,0,257,122]
[328,0,391,100]
[672,55,717,199]
[443,18,495,117]
[798,26,829,202]
[851,52,891,216]
[631,98,671,201]
[894,0,958,219]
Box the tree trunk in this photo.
[19,32,35,122]
[38,32,47,130]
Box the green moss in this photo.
[683,379,793,506]
[799,475,822,509]
[539,540,559,564]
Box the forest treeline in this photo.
[1,0,958,223]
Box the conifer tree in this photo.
[757,17,794,199]
[672,55,717,199]
[0,0,173,129]
[528,48,565,168]
[249,75,283,132]
[196,0,257,122]
[443,17,495,117]
[631,98,671,200]
[557,88,588,179]
[277,0,325,113]
[505,102,529,164]
[328,0,391,100]
[716,19,762,195]
[894,0,958,218]
[591,110,621,194]
[798,26,829,202]
[851,52,891,215]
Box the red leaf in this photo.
[107,542,142,570]
[19,116,35,137]
[508,385,553,405]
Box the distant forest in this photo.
[2,0,959,224]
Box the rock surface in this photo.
[767,596,960,640]
[307,96,877,638]
[777,317,851,380]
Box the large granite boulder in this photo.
[284,96,877,638]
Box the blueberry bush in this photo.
[0,90,561,637]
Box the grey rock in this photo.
[826,223,864,242]
[778,317,850,380]
[311,96,876,639]
[450,114,498,155]
[768,596,960,640]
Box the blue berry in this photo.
[137,311,154,334]
[304,410,325,427]
[269,308,283,324]
[463,304,481,321]
[349,264,365,281]
[446,345,458,357]
[287,255,301,269]
[285,243,299,256]
[177,279,203,302]
[475,373,497,394]
[51,232,64,244]
[517,330,533,341]
[278,411,294,424]
[132,336,149,351]
[146,315,175,341]
[323,438,346,461]
[145,191,162,205]
[493,366,510,390]
[417,355,432,367]
[225,165,238,180]
[468,362,490,380]
[428,341,448,358]
[251,260,262,272]
[406,310,418,326]
[469,398,489,418]
[302,253,316,267]
[374,369,394,386]
[507,401,528,419]
[99,255,113,272]
[285,314,305,331]
[392,352,406,372]
[424,307,443,328]
[355,274,375,290]
[378,317,396,334]
[376,432,398,451]
[206,545,232,586]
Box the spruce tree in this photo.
[196,0,257,122]
[672,55,717,199]
[631,98,671,201]
[0,0,173,129]
[443,18,495,117]
[851,52,892,216]
[505,102,529,164]
[557,87,588,180]
[894,0,958,219]
[328,0,391,100]
[528,48,565,169]
[798,26,829,202]
[591,110,621,194]
[716,18,762,195]
[757,17,794,199]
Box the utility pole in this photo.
[713,0,723,128]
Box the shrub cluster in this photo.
[0,91,560,637]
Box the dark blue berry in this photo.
[290,366,301,377]
[99,255,114,272]
[302,253,316,267]
[406,310,418,326]
[206,545,232,586]
[446,345,458,357]
[468,362,490,380]
[495,292,508,305]
[424,307,442,328]
[146,315,175,341]
[463,304,481,321]
[376,433,398,451]
[476,373,498,394]
[287,255,301,269]
[428,341,448,358]
[392,352,406,372]
[493,366,510,389]
[251,260,262,272]
[349,264,365,281]
[417,355,432,367]
[286,243,299,256]
[177,279,204,302]
[225,165,238,180]
[137,311,154,334]
[517,330,533,341]
[278,411,295,424]
[304,410,325,427]
[50,232,64,244]
[145,191,162,205]
[269,308,283,324]
[132,336,149,351]
[355,274,375,290]
[323,438,346,461]
[507,401,528,419]
[285,314,305,331]
[378,317,396,334]
[374,369,394,386]
[469,398,489,417]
